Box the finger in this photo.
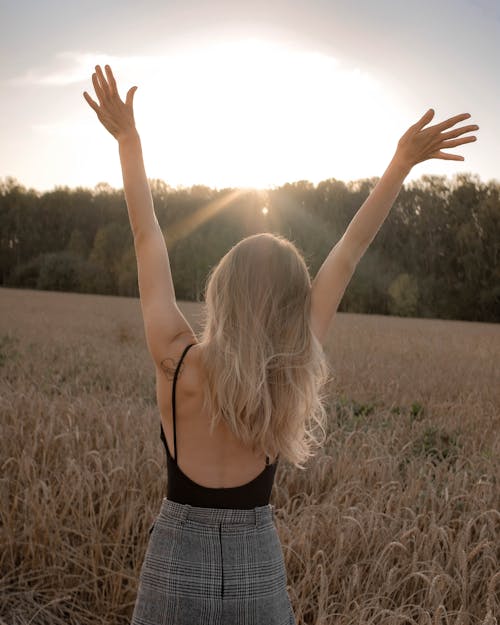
[432,150,464,161]
[95,65,111,99]
[434,113,471,132]
[441,124,479,140]
[92,73,105,104]
[104,64,119,97]
[83,90,100,113]
[125,85,138,108]
[413,108,435,131]
[440,136,477,149]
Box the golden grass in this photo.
[0,287,498,625]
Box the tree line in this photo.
[0,172,498,322]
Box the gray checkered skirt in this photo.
[130,497,296,625]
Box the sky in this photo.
[0,0,498,192]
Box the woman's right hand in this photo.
[393,109,479,170]
[83,64,138,142]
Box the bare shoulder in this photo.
[154,332,200,382]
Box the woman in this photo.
[83,64,478,624]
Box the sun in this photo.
[120,39,406,189]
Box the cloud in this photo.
[31,120,93,137]
[6,51,161,86]
[5,39,344,89]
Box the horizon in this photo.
[1,168,495,197]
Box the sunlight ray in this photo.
[165,188,245,245]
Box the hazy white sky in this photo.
[0,0,498,191]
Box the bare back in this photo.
[155,334,277,489]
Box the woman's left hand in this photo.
[83,64,138,141]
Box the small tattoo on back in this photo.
[159,356,185,381]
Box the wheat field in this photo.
[0,287,499,625]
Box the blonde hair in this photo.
[198,232,333,470]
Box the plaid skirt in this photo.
[131,497,296,625]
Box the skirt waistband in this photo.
[159,497,274,528]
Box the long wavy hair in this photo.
[198,232,333,470]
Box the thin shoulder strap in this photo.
[265,453,280,466]
[172,343,196,463]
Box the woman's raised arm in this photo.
[337,109,479,267]
[83,64,157,239]
[310,108,479,345]
[83,65,194,364]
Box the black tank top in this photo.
[160,342,279,509]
